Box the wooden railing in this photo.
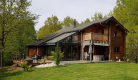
[83,33,108,42]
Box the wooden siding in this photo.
[81,22,126,61]
[28,46,37,57]
[28,46,45,57]
[110,21,126,61]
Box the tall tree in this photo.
[0,0,38,68]
[62,16,79,28]
[112,0,138,63]
[37,15,62,39]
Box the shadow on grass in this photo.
[0,70,23,80]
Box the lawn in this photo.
[0,63,138,80]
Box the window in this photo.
[114,47,119,53]
[117,47,119,52]
[114,32,117,37]
[114,47,116,52]
[102,30,104,34]
[95,30,98,33]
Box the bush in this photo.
[123,57,127,61]
[19,61,32,71]
[51,41,64,66]
[48,56,54,60]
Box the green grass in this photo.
[0,63,138,80]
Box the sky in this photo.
[29,0,117,31]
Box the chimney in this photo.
[74,19,76,28]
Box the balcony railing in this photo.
[83,32,108,42]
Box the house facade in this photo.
[26,16,128,61]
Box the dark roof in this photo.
[26,16,128,46]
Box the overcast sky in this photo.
[29,0,117,31]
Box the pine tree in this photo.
[56,41,60,66]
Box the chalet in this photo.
[26,16,128,61]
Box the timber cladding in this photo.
[28,46,45,57]
[110,21,126,61]
[80,21,126,61]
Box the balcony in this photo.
[83,32,108,44]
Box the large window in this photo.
[48,46,55,56]
[59,33,81,43]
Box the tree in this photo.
[91,12,107,21]
[81,18,91,24]
[62,16,79,28]
[112,0,138,63]
[0,0,38,68]
[37,15,62,39]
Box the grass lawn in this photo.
[0,63,138,80]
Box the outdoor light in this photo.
[116,56,118,59]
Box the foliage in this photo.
[44,58,47,63]
[91,12,107,21]
[3,53,13,66]
[123,57,127,61]
[0,0,38,68]
[48,56,54,60]
[112,0,138,63]
[56,41,60,66]
[19,61,32,72]
[37,61,39,63]
[51,41,64,66]
[81,18,91,24]
[37,15,62,39]
[62,16,79,27]
[1,63,138,80]
[51,51,64,61]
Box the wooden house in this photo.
[26,16,128,61]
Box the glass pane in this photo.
[114,47,116,52]
[66,46,72,60]
[117,47,119,52]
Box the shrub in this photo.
[51,41,64,66]
[19,61,32,71]
[48,56,54,60]
[123,57,128,61]
[44,58,47,63]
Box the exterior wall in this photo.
[28,46,45,57]
[81,24,109,60]
[81,22,126,61]
[84,24,108,34]
[110,21,126,61]
[28,46,37,57]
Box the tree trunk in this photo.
[1,52,3,68]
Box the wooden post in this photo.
[37,46,38,55]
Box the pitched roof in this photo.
[26,16,127,46]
